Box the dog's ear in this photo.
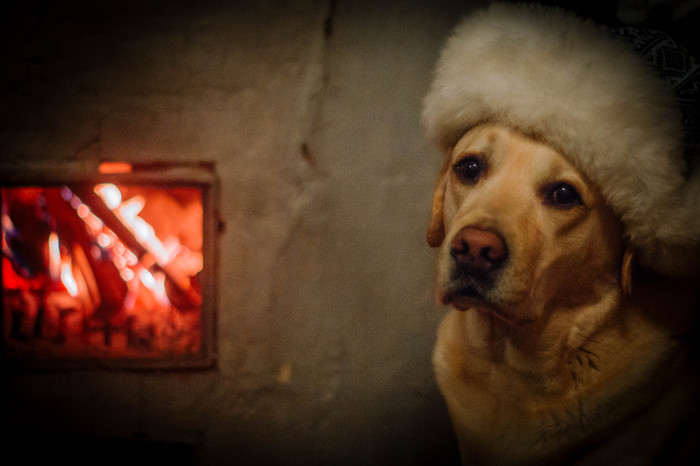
[427,155,451,247]
[621,245,635,296]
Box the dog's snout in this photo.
[450,227,507,273]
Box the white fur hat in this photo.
[422,2,700,277]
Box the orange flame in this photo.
[95,184,170,265]
[96,183,122,209]
[48,232,79,297]
[48,232,60,281]
[98,161,133,174]
[65,183,202,312]
[138,268,169,306]
[61,259,78,297]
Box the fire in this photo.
[98,161,133,174]
[48,232,61,281]
[75,202,104,232]
[61,259,79,297]
[138,268,169,306]
[96,183,122,209]
[47,232,79,297]
[3,179,205,364]
[75,182,203,310]
[97,232,114,249]
[95,184,170,265]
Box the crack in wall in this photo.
[252,0,342,417]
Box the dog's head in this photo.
[428,124,631,326]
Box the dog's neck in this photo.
[434,274,698,463]
[438,289,626,399]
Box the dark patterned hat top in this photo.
[610,26,700,172]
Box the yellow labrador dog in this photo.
[427,123,699,464]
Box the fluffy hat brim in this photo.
[422,2,700,276]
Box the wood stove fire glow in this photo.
[1,161,218,369]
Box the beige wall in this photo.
[1,1,484,464]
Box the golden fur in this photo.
[421,3,700,276]
[428,124,699,464]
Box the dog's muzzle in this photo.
[444,226,508,306]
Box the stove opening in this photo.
[2,162,217,369]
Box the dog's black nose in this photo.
[450,227,507,273]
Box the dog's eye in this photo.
[544,182,582,209]
[453,156,484,184]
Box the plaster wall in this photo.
[1,0,482,464]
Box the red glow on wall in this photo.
[98,161,133,174]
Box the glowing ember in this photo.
[2,176,208,366]
[48,232,79,297]
[118,195,144,219]
[75,201,104,232]
[48,232,61,281]
[120,267,135,282]
[95,184,122,209]
[2,213,14,234]
[95,184,170,265]
[76,204,90,218]
[139,268,157,288]
[97,232,114,248]
[61,259,78,297]
[137,269,168,305]
[98,161,133,174]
